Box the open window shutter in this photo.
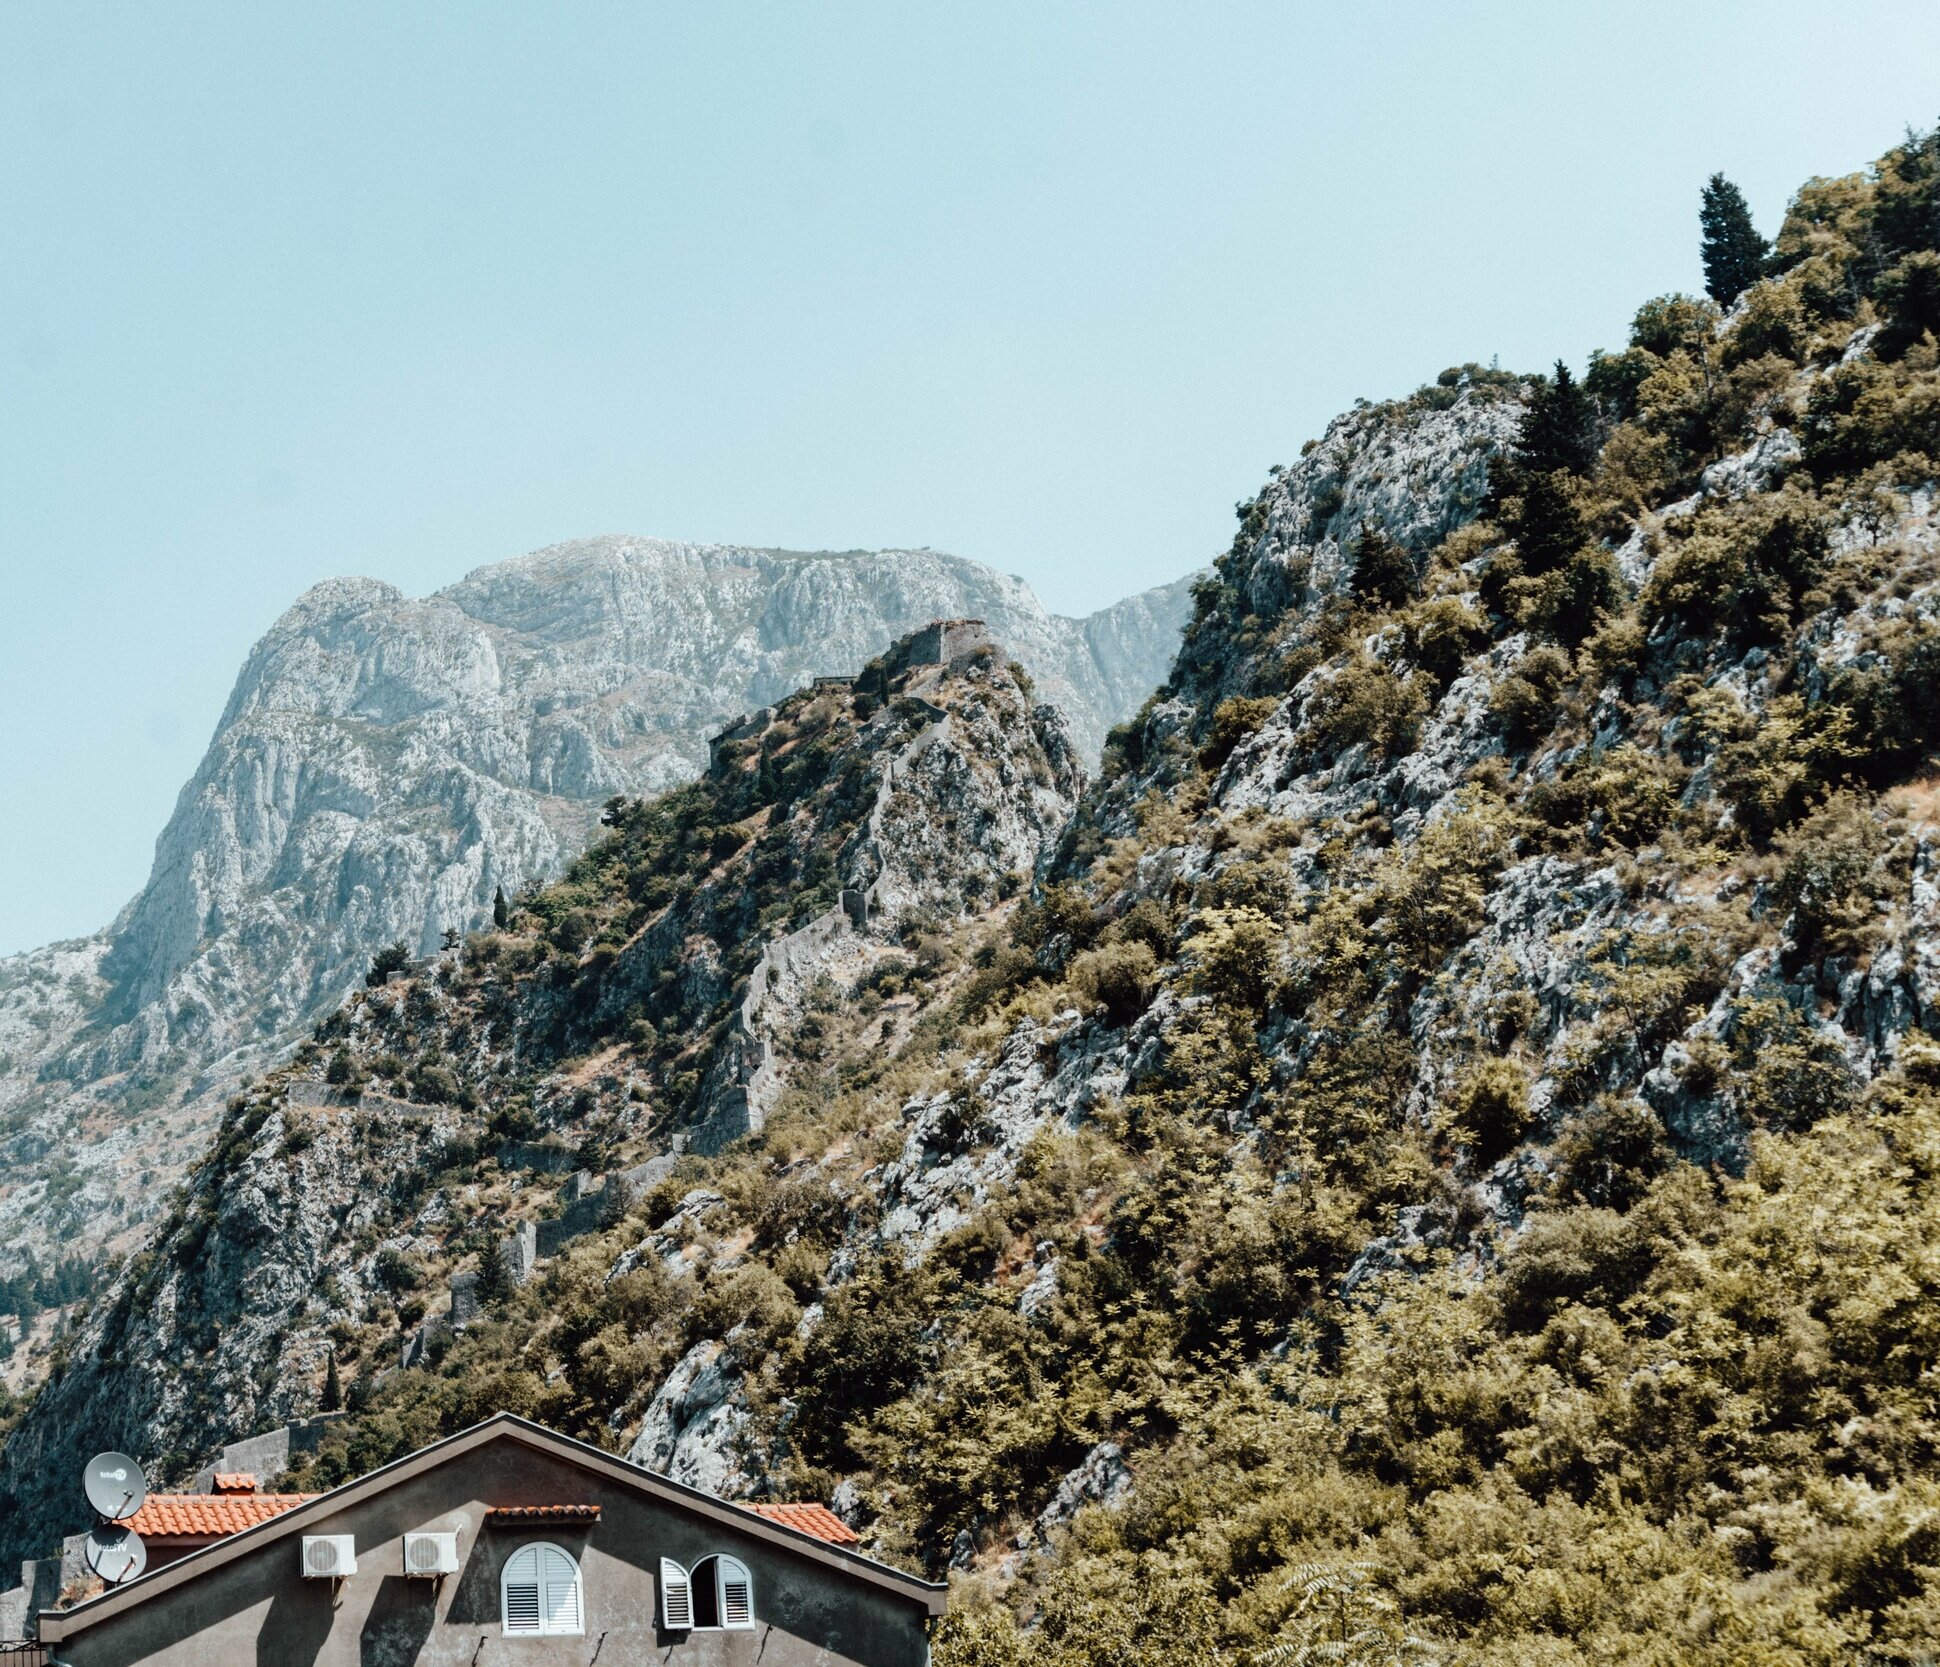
[541,1546,582,1634]
[503,1547,542,1635]
[719,1558,753,1628]
[660,1559,693,1631]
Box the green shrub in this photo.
[1642,490,1829,646]
[1183,908,1283,1013]
[1489,646,1569,748]
[1442,1058,1531,1166]
[1105,898,1174,959]
[408,1062,463,1105]
[1549,1096,1671,1211]
[1629,293,1719,358]
[1200,696,1280,771]
[1584,346,1655,420]
[691,1262,799,1356]
[1528,545,1625,645]
[786,1256,935,1468]
[1503,469,1590,577]
[1304,654,1429,759]
[1403,596,1489,689]
[1069,940,1160,1025]
[1494,1206,1651,1334]
[958,944,1040,1017]
[1596,422,1679,512]
[1876,250,1940,360]
[1528,742,1686,850]
[1199,854,1294,920]
[1802,357,1940,479]
[1827,618,1940,784]
[1708,692,1856,841]
[1772,794,1887,965]
[365,942,410,987]
[1727,995,1859,1130]
[1721,278,1807,365]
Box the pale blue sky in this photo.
[3,2,1938,954]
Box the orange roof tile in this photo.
[484,1505,602,1524]
[125,1493,317,1539]
[211,1473,257,1494]
[748,1503,859,1545]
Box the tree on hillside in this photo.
[1348,520,1418,611]
[1700,173,1769,306]
[365,941,410,987]
[493,885,510,928]
[1482,362,1597,597]
[473,1235,513,1307]
[1514,361,1599,479]
[321,1353,342,1412]
[1873,121,1940,262]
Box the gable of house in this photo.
[39,1415,941,1667]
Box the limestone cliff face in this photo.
[0,541,1189,1277]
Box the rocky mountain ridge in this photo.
[0,540,1191,1284]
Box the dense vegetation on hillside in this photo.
[11,127,1940,1666]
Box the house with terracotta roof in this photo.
[36,1414,941,1667]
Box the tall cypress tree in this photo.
[474,1234,513,1306]
[492,885,509,928]
[1700,174,1769,306]
[321,1353,342,1412]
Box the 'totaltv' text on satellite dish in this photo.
[83,1452,148,1522]
[84,1523,147,1585]
[82,1451,150,1586]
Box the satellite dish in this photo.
[83,1451,148,1522]
[84,1522,147,1585]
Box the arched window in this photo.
[501,1542,583,1637]
[660,1555,754,1631]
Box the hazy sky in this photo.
[4,2,1939,955]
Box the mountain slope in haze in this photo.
[13,125,1940,1665]
[0,541,1191,1289]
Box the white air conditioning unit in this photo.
[403,1531,460,1577]
[301,1535,358,1579]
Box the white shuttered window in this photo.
[719,1558,753,1628]
[661,1559,694,1631]
[501,1543,584,1637]
[689,1555,756,1631]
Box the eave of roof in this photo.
[39,1412,945,1640]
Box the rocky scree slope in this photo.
[0,632,1079,1562]
[0,540,1189,1284]
[15,128,1940,1667]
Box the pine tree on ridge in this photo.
[1700,173,1769,306]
